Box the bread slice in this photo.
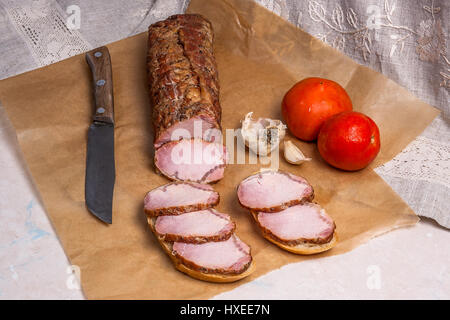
[147,217,255,282]
[250,211,338,255]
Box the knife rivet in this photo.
[96,79,106,86]
[97,107,105,114]
[94,52,102,57]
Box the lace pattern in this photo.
[1,0,91,66]
[375,136,450,188]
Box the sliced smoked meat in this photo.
[144,181,219,216]
[154,209,235,243]
[153,115,221,149]
[154,138,227,183]
[147,14,222,149]
[255,203,335,245]
[237,170,314,212]
[172,235,252,275]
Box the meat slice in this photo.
[153,115,221,149]
[255,203,335,245]
[237,170,314,212]
[144,182,219,216]
[172,235,252,275]
[154,138,227,183]
[154,209,235,243]
[147,14,222,149]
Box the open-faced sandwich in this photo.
[144,182,254,282]
[237,170,337,254]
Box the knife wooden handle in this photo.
[86,46,114,124]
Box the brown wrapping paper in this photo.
[0,0,439,299]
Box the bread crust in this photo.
[251,212,337,254]
[266,232,338,255]
[251,210,336,245]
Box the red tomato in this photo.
[282,77,353,141]
[318,111,380,171]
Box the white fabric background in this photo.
[0,0,448,299]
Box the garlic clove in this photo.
[240,112,286,156]
[284,140,311,165]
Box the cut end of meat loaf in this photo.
[155,139,227,183]
[237,170,314,212]
[153,115,221,149]
[147,14,221,137]
[148,13,226,183]
[144,181,219,216]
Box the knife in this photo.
[85,46,115,224]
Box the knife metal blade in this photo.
[85,46,115,224]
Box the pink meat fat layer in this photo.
[154,116,220,149]
[155,139,227,183]
[155,209,231,237]
[144,182,217,211]
[173,235,251,272]
[237,171,310,209]
[257,203,334,241]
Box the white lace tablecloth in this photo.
[0,0,448,299]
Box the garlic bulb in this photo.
[240,112,286,156]
[284,140,311,165]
